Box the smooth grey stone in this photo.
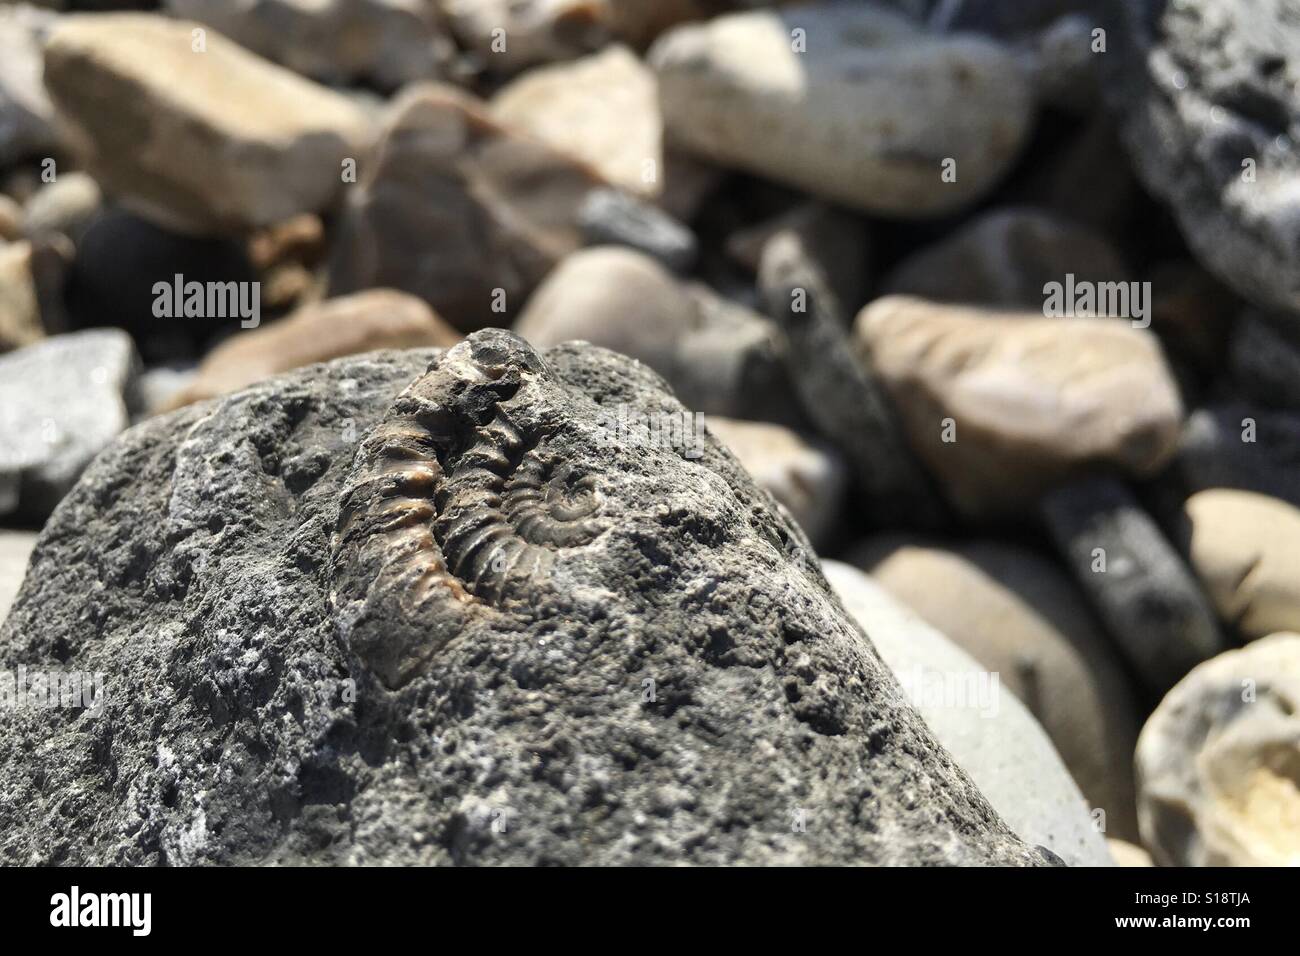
[0,328,139,519]
[1041,476,1226,693]
[0,333,1053,866]
[578,188,697,273]
[824,560,1113,866]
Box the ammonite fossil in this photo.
[329,332,609,689]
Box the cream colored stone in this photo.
[0,241,44,351]
[854,296,1183,518]
[43,14,375,235]
[1186,489,1300,640]
[854,537,1142,840]
[1136,633,1300,866]
[492,45,661,198]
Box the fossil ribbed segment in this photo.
[329,331,609,688]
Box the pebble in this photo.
[1041,475,1226,693]
[853,536,1142,840]
[651,3,1033,217]
[853,296,1184,519]
[1136,633,1300,866]
[43,13,375,234]
[824,559,1114,867]
[1185,489,1300,641]
[577,188,696,273]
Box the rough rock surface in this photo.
[1185,489,1300,641]
[328,85,608,332]
[1136,633,1300,866]
[515,246,798,425]
[854,537,1142,840]
[161,290,463,411]
[824,560,1112,866]
[491,44,662,198]
[43,13,375,235]
[166,0,456,91]
[853,296,1184,519]
[1108,0,1300,319]
[0,328,138,519]
[651,3,1033,217]
[0,332,1051,865]
[1041,476,1225,693]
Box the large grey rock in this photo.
[0,331,1052,865]
[165,0,456,91]
[1108,0,1300,320]
[651,3,1033,217]
[1041,476,1226,693]
[0,329,138,519]
[824,560,1113,866]
[1136,633,1300,866]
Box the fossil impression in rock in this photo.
[330,332,608,688]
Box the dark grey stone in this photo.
[1178,403,1300,510]
[1229,312,1300,410]
[0,328,139,519]
[1041,476,1226,693]
[1106,0,1300,320]
[578,188,697,273]
[0,332,1050,865]
[758,209,947,529]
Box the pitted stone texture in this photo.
[0,334,1051,866]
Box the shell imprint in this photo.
[329,332,608,689]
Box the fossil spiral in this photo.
[329,332,609,689]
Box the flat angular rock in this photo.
[491,45,662,199]
[1136,633,1300,866]
[161,290,462,411]
[166,0,456,91]
[328,84,608,332]
[824,560,1113,867]
[853,537,1142,840]
[1108,0,1300,320]
[43,13,375,235]
[515,246,798,424]
[0,328,139,519]
[853,296,1184,519]
[1185,489,1300,642]
[0,331,1050,865]
[650,3,1033,217]
[1041,476,1225,693]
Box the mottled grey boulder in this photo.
[0,328,139,519]
[1041,476,1225,693]
[1107,0,1300,319]
[0,332,1051,865]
